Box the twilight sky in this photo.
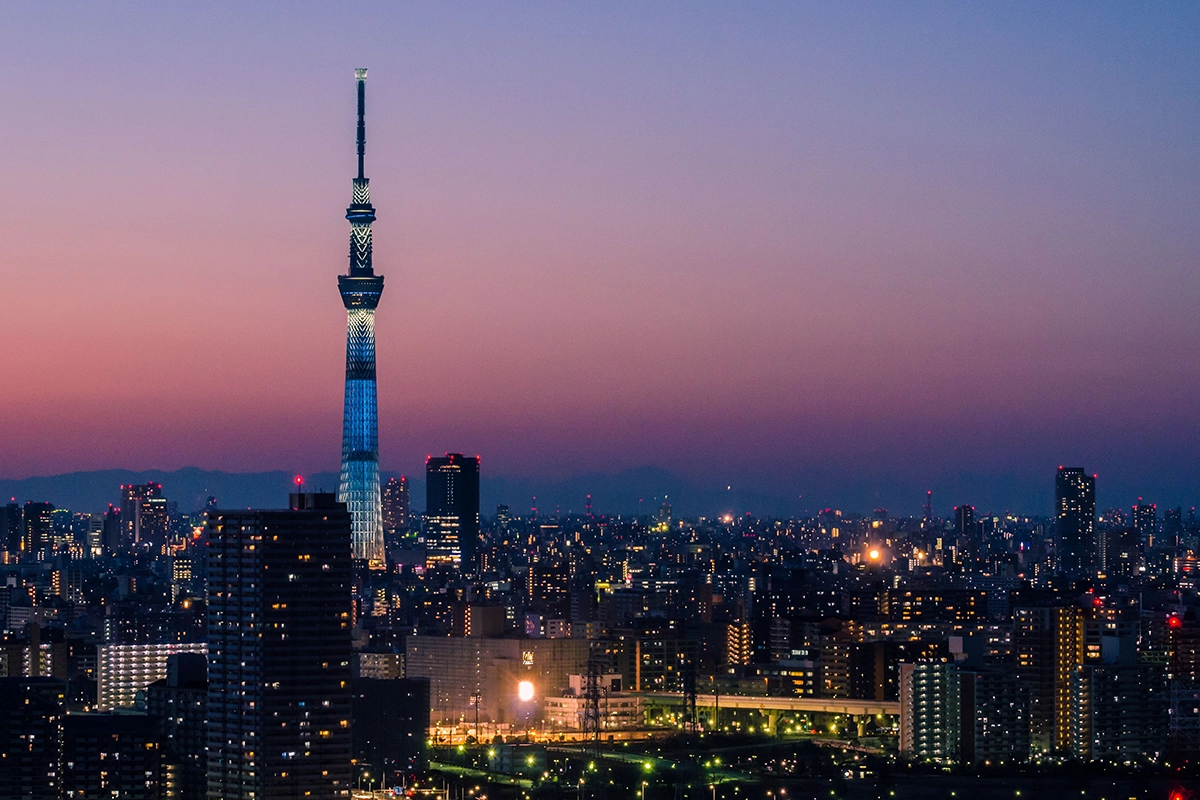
[2,3,1199,515]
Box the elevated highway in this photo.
[635,692,900,736]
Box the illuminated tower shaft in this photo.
[338,68,385,569]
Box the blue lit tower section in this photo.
[338,68,385,569]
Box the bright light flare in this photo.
[518,680,534,702]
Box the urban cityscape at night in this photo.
[3,4,1200,799]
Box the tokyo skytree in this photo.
[337,68,385,569]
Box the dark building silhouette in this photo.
[351,677,430,786]
[102,504,123,554]
[425,454,480,572]
[22,501,54,557]
[206,492,353,800]
[63,714,166,800]
[382,475,410,534]
[147,653,208,800]
[1055,468,1095,578]
[1163,506,1184,547]
[0,677,65,800]
[0,502,20,557]
[1104,528,1142,579]
[954,504,979,560]
[1133,499,1157,546]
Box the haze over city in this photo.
[3,3,1200,514]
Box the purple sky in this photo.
[2,3,1199,513]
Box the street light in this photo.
[517,680,535,741]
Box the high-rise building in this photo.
[1069,633,1168,764]
[1013,604,1085,752]
[424,454,480,571]
[96,642,208,711]
[657,502,672,531]
[382,475,409,535]
[0,502,21,557]
[337,68,386,570]
[0,677,65,800]
[146,653,208,800]
[84,512,104,557]
[102,504,123,553]
[1055,467,1095,578]
[121,483,169,548]
[1133,499,1157,546]
[206,493,353,800]
[899,662,960,764]
[1163,506,1184,547]
[62,714,167,800]
[900,663,1030,767]
[21,502,54,558]
[954,504,979,560]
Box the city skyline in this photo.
[2,4,1200,513]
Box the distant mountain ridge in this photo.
[0,467,342,515]
[0,465,808,519]
[0,464,1071,518]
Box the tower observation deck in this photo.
[338,68,385,569]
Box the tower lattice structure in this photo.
[338,68,386,569]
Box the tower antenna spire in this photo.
[355,68,367,180]
[338,67,385,570]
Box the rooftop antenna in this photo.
[355,68,367,180]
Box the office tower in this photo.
[954,504,978,559]
[1055,467,1095,578]
[1163,506,1184,547]
[21,501,54,558]
[351,677,430,785]
[1133,499,1157,546]
[657,501,672,531]
[206,493,353,800]
[382,475,409,534]
[337,68,386,570]
[424,454,481,571]
[85,513,104,557]
[0,502,20,556]
[102,504,122,553]
[496,504,511,536]
[96,642,208,710]
[953,504,973,534]
[48,508,72,549]
[121,482,169,548]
